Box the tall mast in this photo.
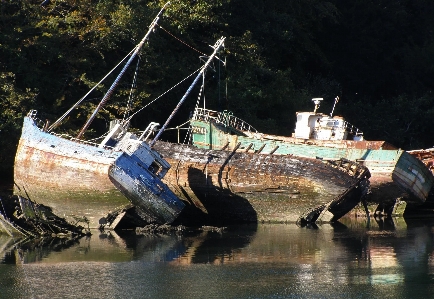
[76,2,170,139]
[149,37,225,147]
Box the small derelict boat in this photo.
[0,194,85,238]
[188,97,434,213]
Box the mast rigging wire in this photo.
[126,67,202,122]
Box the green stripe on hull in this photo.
[191,119,434,203]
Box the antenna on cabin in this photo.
[312,98,323,113]
[330,96,339,117]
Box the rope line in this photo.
[124,55,141,121]
[47,46,138,132]
[157,24,206,56]
[182,75,204,144]
[157,25,225,65]
[126,66,202,122]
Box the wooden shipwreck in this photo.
[14,120,371,227]
[12,93,373,228]
[153,141,370,225]
[188,97,434,213]
[0,194,85,238]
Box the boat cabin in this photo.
[293,98,363,141]
[294,112,347,140]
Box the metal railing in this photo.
[192,108,258,133]
[343,121,363,137]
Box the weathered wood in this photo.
[191,114,434,205]
[154,141,370,225]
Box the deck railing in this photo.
[192,108,258,133]
[343,121,363,137]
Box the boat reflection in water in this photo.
[1,217,434,298]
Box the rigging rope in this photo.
[126,66,202,122]
[47,46,137,132]
[48,11,221,133]
[123,55,141,121]
[157,24,206,56]
[157,24,225,65]
[182,73,205,144]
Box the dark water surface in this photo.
[1,217,434,299]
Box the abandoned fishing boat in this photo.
[188,97,434,213]
[13,3,184,228]
[13,3,371,226]
[13,51,370,227]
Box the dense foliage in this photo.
[1,0,434,180]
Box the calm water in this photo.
[1,217,434,299]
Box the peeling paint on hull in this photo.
[13,117,369,227]
[13,118,129,228]
[13,116,184,228]
[153,141,369,224]
[191,119,434,205]
[108,154,184,224]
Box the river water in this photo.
[1,216,434,299]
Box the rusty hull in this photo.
[13,117,129,228]
[408,148,434,174]
[191,119,434,206]
[153,141,369,225]
[13,116,369,227]
[13,137,368,226]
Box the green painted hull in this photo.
[191,120,434,205]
